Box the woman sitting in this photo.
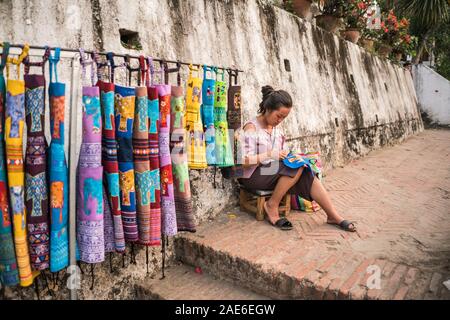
[238,85,356,232]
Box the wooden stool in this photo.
[239,186,291,221]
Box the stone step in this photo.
[173,211,447,300]
[135,263,269,300]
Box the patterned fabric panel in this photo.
[115,85,138,242]
[170,86,195,232]
[147,86,161,246]
[5,79,34,286]
[77,86,105,263]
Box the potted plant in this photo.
[283,0,315,20]
[359,27,378,52]
[376,10,401,58]
[315,0,344,33]
[392,32,417,62]
[340,0,374,43]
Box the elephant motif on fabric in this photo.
[135,170,152,206]
[172,97,184,128]
[82,95,101,133]
[6,93,25,138]
[148,101,159,134]
[102,92,114,131]
[26,172,47,217]
[119,169,135,206]
[136,97,148,132]
[115,95,134,132]
[149,169,160,203]
[106,172,120,198]
[25,87,44,133]
[10,187,24,214]
[50,96,65,139]
[83,177,103,216]
[173,164,189,193]
[50,181,64,223]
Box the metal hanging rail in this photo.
[5,43,244,73]
[1,42,243,301]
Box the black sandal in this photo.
[263,202,293,230]
[273,217,293,230]
[327,219,356,232]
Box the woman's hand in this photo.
[268,149,289,160]
[279,150,289,159]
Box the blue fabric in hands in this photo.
[282,153,312,170]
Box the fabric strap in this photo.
[79,48,96,86]
[23,46,50,75]
[164,61,181,86]
[228,69,239,85]
[49,47,61,83]
[139,55,147,86]
[93,51,110,82]
[146,57,164,86]
[215,67,225,81]
[0,42,10,73]
[188,63,201,79]
[6,43,29,79]
[125,54,141,86]
[106,52,126,83]
[203,65,217,81]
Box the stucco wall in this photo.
[413,64,450,126]
[0,0,423,299]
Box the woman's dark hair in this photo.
[258,85,293,114]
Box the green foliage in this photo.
[396,0,450,68]
[397,0,449,29]
[433,20,450,80]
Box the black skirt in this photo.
[238,160,315,201]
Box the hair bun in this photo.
[261,85,274,100]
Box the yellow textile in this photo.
[5,79,36,287]
[185,65,206,169]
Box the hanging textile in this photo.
[24,47,50,271]
[77,49,105,263]
[157,61,177,236]
[96,52,116,255]
[102,187,115,253]
[186,64,207,169]
[227,69,242,164]
[167,62,195,232]
[0,42,19,286]
[226,69,242,131]
[213,69,234,167]
[115,70,138,243]
[48,47,70,272]
[145,57,161,246]
[5,44,35,286]
[131,57,152,245]
[201,66,216,165]
[97,52,126,253]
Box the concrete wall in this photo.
[0,0,423,299]
[413,64,450,126]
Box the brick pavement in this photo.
[171,129,450,300]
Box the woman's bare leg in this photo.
[310,177,356,230]
[265,167,304,224]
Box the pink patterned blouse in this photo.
[239,117,288,179]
